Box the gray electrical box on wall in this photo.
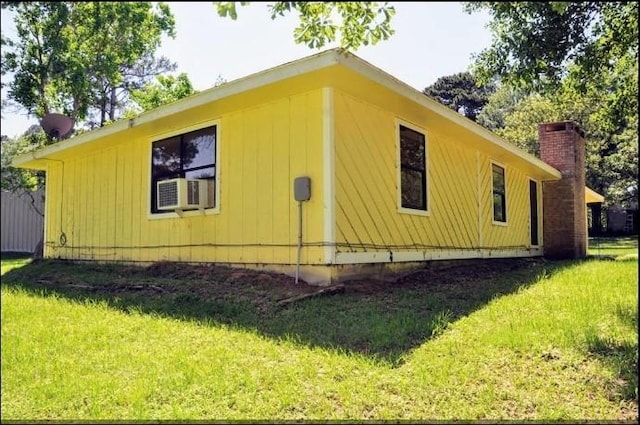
[294,176,311,201]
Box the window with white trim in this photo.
[399,124,428,212]
[151,125,217,214]
[492,163,506,223]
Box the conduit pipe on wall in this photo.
[293,176,311,284]
[297,200,303,283]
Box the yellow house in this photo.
[13,48,602,284]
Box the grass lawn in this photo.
[588,236,639,258]
[1,238,637,421]
[1,256,32,275]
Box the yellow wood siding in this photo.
[480,155,532,249]
[44,90,325,265]
[333,89,536,254]
[38,61,544,267]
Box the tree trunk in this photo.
[33,237,44,259]
[100,92,107,127]
[109,86,117,121]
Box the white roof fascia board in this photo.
[12,119,129,167]
[14,48,561,181]
[13,49,341,168]
[585,187,605,203]
[335,51,562,180]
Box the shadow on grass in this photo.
[586,304,639,402]
[0,251,35,259]
[1,256,573,367]
[589,236,639,248]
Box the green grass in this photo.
[1,257,32,275]
[1,245,637,421]
[589,236,639,258]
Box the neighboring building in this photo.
[607,204,638,235]
[1,189,44,254]
[12,48,603,284]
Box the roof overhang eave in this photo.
[335,52,563,181]
[586,187,605,203]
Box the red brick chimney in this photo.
[538,121,587,258]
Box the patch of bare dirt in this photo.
[22,257,548,312]
[343,257,547,296]
[141,261,326,305]
[144,257,542,296]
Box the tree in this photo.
[214,2,396,50]
[464,2,638,92]
[1,127,48,216]
[1,2,176,131]
[68,2,177,126]
[423,72,495,122]
[127,73,196,114]
[0,0,184,237]
[492,93,565,156]
[475,84,528,131]
[465,2,638,206]
[601,114,638,205]
[90,52,178,128]
[2,127,50,256]
[1,3,72,119]
[488,75,638,207]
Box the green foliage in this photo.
[492,93,560,156]
[423,72,495,122]
[594,114,638,205]
[464,2,638,92]
[214,2,396,50]
[127,73,196,115]
[1,2,72,119]
[0,32,12,91]
[215,1,250,19]
[475,84,528,131]
[486,75,638,206]
[2,2,177,128]
[1,128,47,205]
[465,2,638,206]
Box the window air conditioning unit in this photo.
[157,178,208,211]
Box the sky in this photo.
[0,2,494,139]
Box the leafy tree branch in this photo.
[214,2,396,50]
